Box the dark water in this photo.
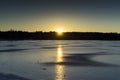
[0,40,120,80]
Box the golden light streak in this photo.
[55,45,65,80]
[57,45,63,62]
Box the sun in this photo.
[57,29,63,35]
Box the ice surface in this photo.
[0,40,120,80]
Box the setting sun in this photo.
[57,29,63,35]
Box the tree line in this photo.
[0,31,120,40]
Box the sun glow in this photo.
[57,29,63,35]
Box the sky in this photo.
[0,0,120,32]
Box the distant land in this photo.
[0,30,120,40]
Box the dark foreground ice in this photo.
[0,73,30,80]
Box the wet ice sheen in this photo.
[0,40,120,80]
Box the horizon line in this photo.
[0,30,119,34]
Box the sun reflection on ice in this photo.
[55,45,65,80]
[57,45,63,62]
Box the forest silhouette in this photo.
[0,30,120,40]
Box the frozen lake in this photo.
[0,40,120,80]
